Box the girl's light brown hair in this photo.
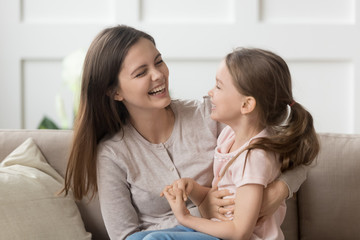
[220,48,319,177]
[62,25,155,200]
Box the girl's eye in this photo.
[216,84,221,89]
[156,59,163,65]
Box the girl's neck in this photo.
[129,107,175,144]
[229,120,264,153]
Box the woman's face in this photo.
[208,60,247,125]
[115,38,170,114]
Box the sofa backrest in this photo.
[296,133,360,239]
[1,130,360,240]
[0,129,109,240]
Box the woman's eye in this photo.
[135,70,146,78]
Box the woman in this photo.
[62,25,309,239]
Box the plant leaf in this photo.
[37,116,59,129]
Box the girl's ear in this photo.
[241,96,256,114]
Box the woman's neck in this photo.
[129,107,175,144]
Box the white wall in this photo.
[1,0,359,134]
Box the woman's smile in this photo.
[148,83,166,96]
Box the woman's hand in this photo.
[198,177,235,220]
[257,180,289,224]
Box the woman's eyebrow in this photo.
[130,53,162,76]
[131,64,146,76]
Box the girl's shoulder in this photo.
[217,126,234,144]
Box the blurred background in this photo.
[0,0,359,133]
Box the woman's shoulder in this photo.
[98,128,131,155]
[171,96,218,139]
[171,97,205,109]
[171,96,211,117]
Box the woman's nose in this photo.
[151,68,163,81]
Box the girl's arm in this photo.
[187,180,211,206]
[259,164,309,223]
[163,178,210,206]
[198,178,235,220]
[167,178,235,221]
[164,184,263,240]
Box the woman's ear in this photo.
[107,89,124,101]
[241,96,256,114]
[113,90,124,101]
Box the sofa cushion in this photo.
[0,138,91,240]
[0,130,109,239]
[298,133,360,239]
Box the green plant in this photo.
[38,49,85,129]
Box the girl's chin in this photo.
[210,112,219,121]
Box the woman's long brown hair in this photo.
[220,48,320,178]
[61,25,155,200]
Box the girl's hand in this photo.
[198,177,235,220]
[257,180,288,224]
[162,185,190,222]
[171,178,195,201]
[160,185,175,199]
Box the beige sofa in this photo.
[0,129,359,240]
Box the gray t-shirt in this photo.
[97,97,307,240]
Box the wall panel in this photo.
[140,0,234,23]
[259,0,355,24]
[20,0,115,23]
[289,60,353,133]
[22,59,74,129]
[0,0,359,133]
[166,59,219,100]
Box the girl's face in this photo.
[208,60,247,125]
[115,38,170,114]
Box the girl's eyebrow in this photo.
[154,53,162,61]
[216,78,223,85]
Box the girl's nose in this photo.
[208,88,214,97]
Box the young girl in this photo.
[61,25,313,240]
[128,48,319,240]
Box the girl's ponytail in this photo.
[280,101,319,171]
